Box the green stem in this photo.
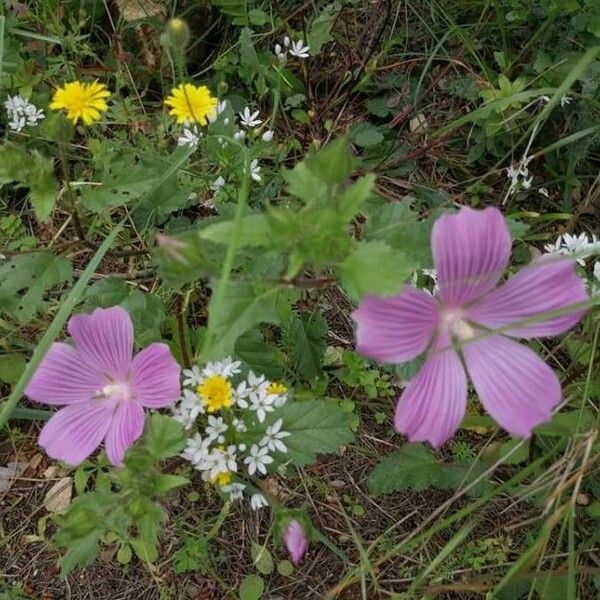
[199,155,252,361]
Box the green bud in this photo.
[164,18,190,51]
[40,112,74,144]
[217,80,229,96]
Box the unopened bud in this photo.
[164,18,190,51]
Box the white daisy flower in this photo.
[224,445,238,472]
[239,107,262,128]
[23,103,44,125]
[183,366,203,386]
[259,418,291,453]
[289,40,310,59]
[197,447,229,480]
[202,357,241,379]
[181,433,212,465]
[244,444,274,476]
[248,159,261,182]
[206,415,228,443]
[232,417,247,433]
[248,391,276,423]
[5,95,44,132]
[261,130,274,142]
[210,176,225,192]
[222,482,246,501]
[177,125,200,148]
[234,380,251,408]
[172,389,205,430]
[250,493,268,510]
[561,96,572,107]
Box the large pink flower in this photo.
[25,306,181,466]
[352,207,588,446]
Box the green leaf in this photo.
[350,122,384,147]
[154,230,222,289]
[235,328,285,380]
[307,2,341,54]
[153,474,190,495]
[533,573,568,600]
[367,444,441,495]
[337,241,414,301]
[363,198,433,265]
[281,312,327,380]
[0,145,59,221]
[84,278,166,345]
[535,410,595,437]
[251,542,274,574]
[239,574,265,600]
[173,537,211,574]
[210,0,248,25]
[141,414,186,460]
[204,281,298,360]
[200,214,271,248]
[277,560,294,576]
[0,353,27,384]
[239,27,259,69]
[0,253,73,322]
[260,400,354,466]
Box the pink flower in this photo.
[352,207,588,446]
[283,520,308,564]
[25,306,181,466]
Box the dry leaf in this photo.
[114,0,166,21]
[43,477,73,513]
[409,112,428,134]
[0,460,27,492]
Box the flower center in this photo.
[440,309,475,341]
[267,381,287,395]
[197,375,233,412]
[101,382,133,403]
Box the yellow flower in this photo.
[197,375,233,412]
[210,470,232,487]
[164,83,217,125]
[50,81,110,125]
[267,382,288,395]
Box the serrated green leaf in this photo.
[141,414,186,460]
[200,214,271,248]
[235,328,285,379]
[0,253,73,322]
[337,241,414,301]
[282,312,327,380]
[259,400,354,465]
[367,444,441,495]
[307,2,341,54]
[363,199,433,265]
[204,281,298,360]
[153,474,190,495]
[84,278,165,345]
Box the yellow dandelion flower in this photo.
[164,83,217,125]
[267,382,288,395]
[49,80,110,125]
[210,470,232,487]
[197,375,233,412]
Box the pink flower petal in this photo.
[466,257,588,338]
[284,520,308,565]
[352,287,439,363]
[25,342,105,405]
[104,401,145,466]
[130,343,181,408]
[394,338,467,447]
[67,306,133,380]
[432,207,511,307]
[39,401,113,466]
[462,334,560,437]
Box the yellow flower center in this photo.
[49,81,110,125]
[267,382,288,395]
[210,470,232,487]
[164,83,217,125]
[197,375,233,412]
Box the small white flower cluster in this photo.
[177,100,228,148]
[174,357,291,509]
[274,36,310,62]
[5,95,44,132]
[544,232,600,296]
[544,232,600,266]
[506,156,533,196]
